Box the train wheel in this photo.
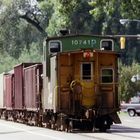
[95,116,112,132]
[97,120,107,132]
[99,127,107,132]
[51,123,55,129]
[56,119,64,131]
[68,120,73,132]
[62,123,68,132]
[4,111,8,120]
[50,116,56,130]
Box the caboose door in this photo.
[57,51,96,114]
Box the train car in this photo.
[0,73,5,117]
[3,71,14,120]
[0,63,43,123]
[14,63,35,109]
[0,73,4,108]
[24,63,43,125]
[3,72,14,109]
[13,63,38,122]
[42,34,121,131]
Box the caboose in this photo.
[42,34,121,132]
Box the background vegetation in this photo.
[0,0,140,101]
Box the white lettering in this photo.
[71,39,96,47]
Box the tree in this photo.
[89,0,121,35]
[47,0,97,36]
[46,0,80,36]
[89,0,140,35]
[70,0,95,34]
[0,0,46,58]
[120,0,140,19]
[119,61,140,102]
[0,42,42,73]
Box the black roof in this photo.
[46,34,115,41]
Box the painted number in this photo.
[72,39,96,47]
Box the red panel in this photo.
[3,73,14,109]
[24,64,43,110]
[14,63,36,109]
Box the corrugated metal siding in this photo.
[0,73,4,108]
[24,64,43,110]
[14,63,36,109]
[14,64,23,109]
[3,73,14,109]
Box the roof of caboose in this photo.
[46,34,116,41]
[45,34,120,52]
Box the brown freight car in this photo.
[14,63,38,109]
[3,71,14,120]
[13,63,40,123]
[24,64,43,125]
[3,72,14,109]
[0,73,5,118]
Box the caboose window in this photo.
[100,39,114,51]
[81,63,92,80]
[101,69,113,83]
[49,40,62,54]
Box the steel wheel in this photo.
[68,121,73,132]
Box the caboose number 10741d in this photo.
[42,34,121,132]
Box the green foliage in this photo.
[0,43,42,73]
[0,0,44,58]
[0,52,18,73]
[89,0,121,35]
[120,0,140,19]
[70,0,95,34]
[119,61,140,102]
[46,0,79,36]
[18,42,42,63]
[89,0,140,35]
[47,0,94,36]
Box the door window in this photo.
[81,62,93,80]
[101,68,113,83]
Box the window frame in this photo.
[81,62,93,81]
[48,40,62,54]
[101,68,114,84]
[100,39,114,51]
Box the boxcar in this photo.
[24,64,43,110]
[23,63,43,125]
[3,72,14,109]
[0,73,5,118]
[2,72,14,120]
[0,73,4,109]
[14,63,37,109]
